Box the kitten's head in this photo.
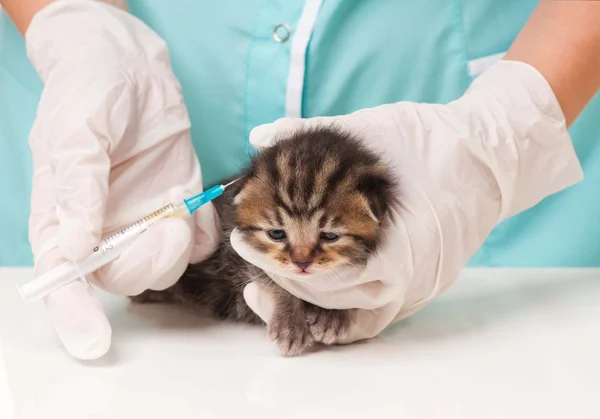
[232,127,396,275]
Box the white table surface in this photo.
[1,267,599,419]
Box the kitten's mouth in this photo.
[296,269,311,275]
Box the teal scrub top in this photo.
[1,0,599,267]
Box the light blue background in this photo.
[1,0,598,267]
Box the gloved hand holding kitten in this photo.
[26,1,220,359]
[241,61,583,345]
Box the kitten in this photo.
[133,127,396,355]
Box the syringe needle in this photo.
[222,178,240,189]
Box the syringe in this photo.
[17,179,239,303]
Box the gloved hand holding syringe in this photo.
[17,180,239,303]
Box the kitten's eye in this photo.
[320,232,339,242]
[267,230,287,241]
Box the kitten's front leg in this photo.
[268,290,315,356]
[267,288,353,355]
[305,304,352,345]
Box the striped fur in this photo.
[133,127,397,355]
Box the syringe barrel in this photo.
[17,203,188,302]
[17,246,125,302]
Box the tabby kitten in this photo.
[133,127,396,355]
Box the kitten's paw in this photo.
[130,289,172,304]
[267,315,315,356]
[306,307,351,345]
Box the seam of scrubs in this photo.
[284,0,323,118]
[448,0,472,89]
[243,4,265,157]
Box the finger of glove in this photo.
[243,282,276,324]
[54,140,110,262]
[37,249,112,360]
[249,116,338,151]
[94,218,193,296]
[29,161,61,266]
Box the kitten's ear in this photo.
[231,166,256,205]
[356,166,395,222]
[233,188,245,206]
[231,178,249,205]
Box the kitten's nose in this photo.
[291,246,313,270]
[294,261,311,270]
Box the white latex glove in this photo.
[26,0,219,359]
[242,61,583,344]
